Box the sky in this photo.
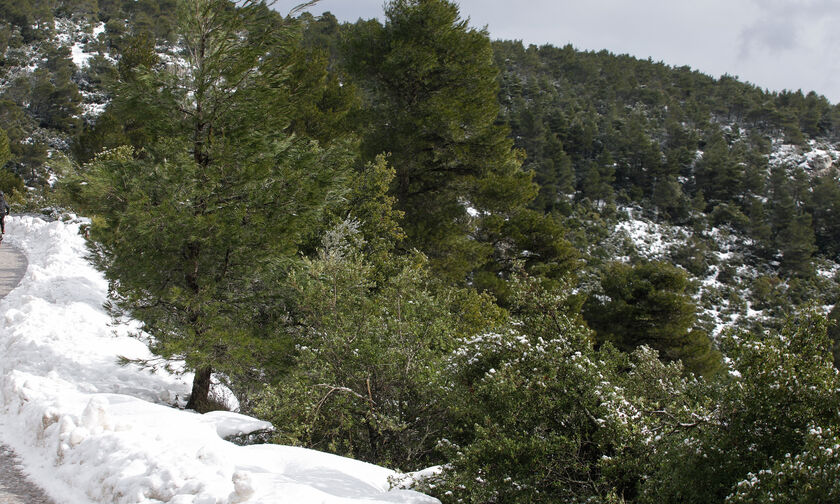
[272,0,840,104]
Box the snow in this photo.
[199,412,271,439]
[0,216,438,504]
[769,138,840,175]
[609,207,759,339]
[71,42,94,68]
[93,22,106,38]
[613,217,672,257]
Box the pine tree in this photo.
[583,261,721,375]
[72,0,354,411]
[694,130,743,204]
[344,0,537,281]
[810,171,840,256]
[652,175,687,221]
[28,47,82,133]
[778,212,817,277]
[579,151,616,209]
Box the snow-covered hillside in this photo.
[608,207,755,336]
[0,216,438,504]
[769,138,840,175]
[607,201,840,339]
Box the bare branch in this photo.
[288,0,320,17]
[313,383,369,402]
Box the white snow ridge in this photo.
[0,216,438,504]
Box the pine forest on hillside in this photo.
[3,0,840,502]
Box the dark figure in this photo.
[0,191,9,234]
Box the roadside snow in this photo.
[0,216,438,504]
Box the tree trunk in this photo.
[186,365,213,411]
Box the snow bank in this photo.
[0,216,438,504]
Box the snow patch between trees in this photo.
[0,216,438,504]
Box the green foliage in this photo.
[254,222,504,469]
[339,155,405,266]
[0,128,10,169]
[490,38,840,274]
[669,235,714,276]
[117,30,159,80]
[434,277,610,502]
[29,65,83,133]
[826,303,840,369]
[778,212,817,276]
[709,202,750,232]
[345,0,537,282]
[0,0,54,41]
[652,176,689,221]
[285,43,360,145]
[19,5,840,503]
[70,0,354,410]
[578,152,616,209]
[810,170,840,257]
[584,261,721,375]
[641,312,840,504]
[726,426,840,504]
[57,0,98,20]
[474,208,579,305]
[0,168,23,197]
[430,275,700,503]
[695,132,744,205]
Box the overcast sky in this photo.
[272,0,840,104]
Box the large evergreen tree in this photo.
[583,261,721,375]
[73,0,354,410]
[344,0,537,282]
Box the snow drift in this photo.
[0,216,438,504]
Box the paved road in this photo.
[0,446,54,504]
[0,240,26,298]
[0,242,56,504]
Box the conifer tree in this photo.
[694,131,743,204]
[345,0,537,281]
[778,212,817,277]
[579,152,616,209]
[810,171,840,256]
[583,261,721,375]
[73,0,354,410]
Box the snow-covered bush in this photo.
[253,222,504,471]
[641,310,840,504]
[429,276,698,503]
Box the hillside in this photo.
[3,1,840,503]
[489,38,840,336]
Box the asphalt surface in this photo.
[0,240,26,298]
[0,446,54,504]
[0,240,56,504]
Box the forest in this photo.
[2,0,840,502]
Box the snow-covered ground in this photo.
[769,138,840,175]
[0,216,438,504]
[610,207,756,337]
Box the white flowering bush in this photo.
[726,425,840,503]
[640,310,840,504]
[429,276,697,503]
